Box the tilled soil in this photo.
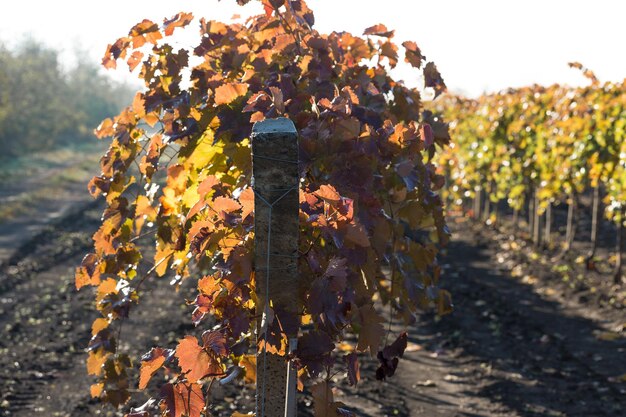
[0,203,624,417]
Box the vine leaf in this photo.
[175,335,223,382]
[376,332,408,380]
[311,381,355,417]
[163,12,194,36]
[354,304,385,356]
[345,351,360,386]
[215,83,249,106]
[363,24,394,38]
[402,41,423,68]
[139,347,172,389]
[314,184,341,203]
[423,62,446,97]
[160,382,204,417]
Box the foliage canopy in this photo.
[78,1,450,415]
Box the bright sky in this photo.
[1,0,625,97]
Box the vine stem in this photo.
[134,251,175,293]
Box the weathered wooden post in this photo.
[252,118,299,417]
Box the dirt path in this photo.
[0,205,624,416]
[0,144,103,263]
[333,220,625,417]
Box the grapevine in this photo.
[76,1,451,415]
[433,63,626,280]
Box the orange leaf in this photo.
[139,347,170,389]
[160,382,205,417]
[198,275,221,296]
[127,50,144,71]
[87,349,108,376]
[314,185,341,203]
[198,175,219,198]
[90,383,104,398]
[212,196,242,214]
[239,355,256,384]
[176,336,211,383]
[163,12,194,36]
[239,187,254,220]
[214,82,249,106]
[91,318,109,336]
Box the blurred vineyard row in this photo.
[0,39,133,159]
[433,64,626,281]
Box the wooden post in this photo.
[252,118,299,417]
[473,187,482,219]
[614,206,625,285]
[544,203,552,248]
[533,191,542,246]
[587,184,601,266]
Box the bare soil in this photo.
[0,196,624,416]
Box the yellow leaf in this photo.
[239,355,256,384]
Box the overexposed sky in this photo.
[1,0,625,97]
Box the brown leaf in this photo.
[363,24,394,38]
[355,304,385,355]
[402,41,423,68]
[345,351,360,386]
[345,222,370,247]
[311,381,335,417]
[382,332,408,359]
[423,62,446,97]
[380,41,398,67]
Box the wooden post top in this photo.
[252,117,296,135]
